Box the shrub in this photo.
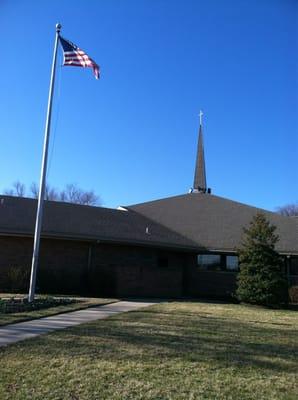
[289,286,298,304]
[1,265,30,292]
[236,213,288,307]
[0,296,77,314]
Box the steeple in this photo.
[191,110,210,194]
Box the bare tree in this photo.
[78,190,99,206]
[45,185,59,201]
[14,181,26,196]
[276,203,298,217]
[5,181,101,206]
[62,183,80,203]
[31,183,61,201]
[30,182,39,198]
[4,181,26,197]
[60,183,99,205]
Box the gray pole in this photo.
[28,23,61,302]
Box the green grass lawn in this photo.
[0,294,117,326]
[0,301,297,400]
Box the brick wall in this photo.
[180,254,237,299]
[0,236,188,297]
[88,244,187,297]
[0,236,89,293]
[0,235,271,299]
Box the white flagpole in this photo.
[28,23,61,302]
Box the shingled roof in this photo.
[127,193,298,255]
[0,195,197,250]
[1,194,297,255]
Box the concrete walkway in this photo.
[0,300,157,347]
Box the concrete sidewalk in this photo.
[0,300,157,347]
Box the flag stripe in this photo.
[59,36,100,79]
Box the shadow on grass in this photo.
[6,305,297,375]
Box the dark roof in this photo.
[0,195,197,250]
[127,193,298,254]
[1,194,297,255]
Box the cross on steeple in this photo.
[199,109,203,126]
[190,110,210,194]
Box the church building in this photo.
[0,117,297,298]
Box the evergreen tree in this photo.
[236,213,288,306]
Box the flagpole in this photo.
[28,23,61,302]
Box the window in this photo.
[197,254,239,272]
[226,256,239,271]
[289,257,298,276]
[158,257,169,268]
[197,254,223,271]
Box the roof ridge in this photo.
[127,192,288,217]
[0,194,122,213]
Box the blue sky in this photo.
[0,0,297,210]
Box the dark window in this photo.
[289,257,298,276]
[226,255,239,271]
[142,252,154,262]
[197,254,223,271]
[197,254,238,272]
[158,257,169,268]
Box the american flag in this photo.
[59,36,100,79]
